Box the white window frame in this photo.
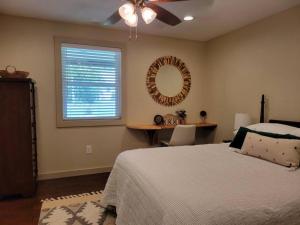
[54,37,126,127]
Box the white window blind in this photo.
[61,43,122,120]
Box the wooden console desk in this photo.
[127,122,217,145]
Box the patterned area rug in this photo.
[39,191,116,225]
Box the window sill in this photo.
[56,118,125,128]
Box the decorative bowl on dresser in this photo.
[0,78,37,197]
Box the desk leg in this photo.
[146,130,156,145]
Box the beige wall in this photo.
[1,5,299,178]
[0,15,206,178]
[205,6,300,142]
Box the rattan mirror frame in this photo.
[146,56,191,107]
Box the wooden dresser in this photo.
[0,78,37,197]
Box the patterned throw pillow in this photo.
[230,127,300,150]
[241,132,300,167]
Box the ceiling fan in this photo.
[103,0,189,27]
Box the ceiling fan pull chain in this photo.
[134,1,138,40]
[135,26,138,40]
[129,26,132,40]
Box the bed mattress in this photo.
[102,144,300,225]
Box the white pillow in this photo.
[246,123,299,136]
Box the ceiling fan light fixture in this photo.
[141,7,157,24]
[125,13,138,27]
[119,2,135,20]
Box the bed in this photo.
[102,142,300,225]
[102,96,300,225]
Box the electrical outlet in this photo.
[85,145,93,154]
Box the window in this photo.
[55,38,125,127]
[61,44,121,120]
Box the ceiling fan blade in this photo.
[103,11,122,26]
[147,0,188,2]
[145,3,182,26]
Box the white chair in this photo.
[160,125,196,146]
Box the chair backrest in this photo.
[169,125,196,146]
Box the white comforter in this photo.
[102,144,300,225]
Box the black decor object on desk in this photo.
[200,110,207,122]
[154,115,164,125]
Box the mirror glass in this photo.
[155,65,183,97]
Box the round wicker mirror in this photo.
[146,56,191,107]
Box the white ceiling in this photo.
[0,0,300,41]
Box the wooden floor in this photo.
[0,173,110,225]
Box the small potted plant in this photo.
[176,110,187,124]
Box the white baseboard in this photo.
[38,166,112,181]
